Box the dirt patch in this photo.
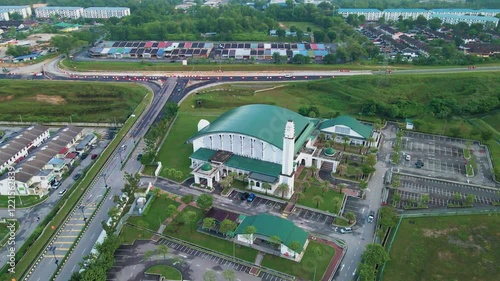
[422,228,459,238]
[279,22,286,28]
[438,251,453,260]
[33,94,66,105]
[0,95,13,102]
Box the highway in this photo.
[1,56,498,280]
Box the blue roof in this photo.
[14,53,40,60]
[384,9,429,13]
[432,14,499,21]
[48,158,65,165]
[338,8,381,13]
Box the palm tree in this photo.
[249,181,255,191]
[262,182,271,195]
[359,180,368,189]
[310,165,318,177]
[156,244,169,259]
[320,180,330,195]
[143,249,155,262]
[367,137,375,148]
[337,164,347,176]
[318,133,326,143]
[244,225,257,244]
[295,192,305,203]
[338,183,346,194]
[303,180,311,191]
[277,183,290,199]
[345,211,356,223]
[332,197,341,213]
[342,136,350,151]
[312,195,324,208]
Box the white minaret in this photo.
[279,120,295,198]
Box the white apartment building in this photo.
[83,7,131,19]
[0,5,32,18]
[0,10,9,21]
[432,14,499,28]
[383,9,432,21]
[432,9,500,17]
[338,8,384,21]
[34,6,84,19]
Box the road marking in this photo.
[82,247,87,255]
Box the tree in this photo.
[262,182,271,195]
[313,30,325,42]
[9,12,23,21]
[379,206,397,229]
[323,53,336,64]
[222,269,237,281]
[345,211,356,223]
[156,244,169,259]
[303,180,311,191]
[481,130,493,143]
[272,52,282,64]
[327,30,337,42]
[452,192,462,201]
[332,197,341,212]
[320,180,330,195]
[202,217,216,231]
[358,261,376,281]
[312,195,324,208]
[415,15,428,27]
[219,219,237,235]
[244,225,257,244]
[359,180,368,189]
[51,35,78,55]
[420,194,430,204]
[153,187,161,198]
[181,194,194,204]
[362,243,389,266]
[366,154,377,167]
[136,220,149,237]
[6,45,31,57]
[465,194,476,205]
[269,235,282,248]
[196,194,214,210]
[163,101,179,119]
[277,183,290,199]
[166,204,178,220]
[143,249,155,261]
[183,211,197,232]
[122,172,141,203]
[295,192,305,203]
[342,136,350,151]
[429,18,442,30]
[203,270,217,281]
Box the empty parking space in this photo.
[290,207,334,224]
[343,196,369,225]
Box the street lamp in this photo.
[49,245,58,266]
[102,173,108,188]
[118,149,123,164]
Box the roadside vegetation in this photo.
[382,214,500,281]
[145,265,182,280]
[0,80,146,123]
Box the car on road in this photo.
[415,159,424,168]
[59,189,67,196]
[91,154,98,160]
[340,227,352,234]
[405,154,411,161]
[81,153,88,160]
[73,173,81,180]
[240,192,250,200]
[136,154,143,161]
[247,193,256,202]
[285,74,291,78]
[367,211,375,223]
[52,181,61,189]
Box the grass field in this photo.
[145,265,182,280]
[0,195,46,208]
[0,80,146,122]
[163,206,259,263]
[480,109,500,132]
[383,214,500,281]
[1,89,152,281]
[156,114,218,179]
[261,240,335,281]
[279,21,323,33]
[299,184,344,214]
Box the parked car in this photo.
[340,227,353,234]
[52,181,61,189]
[136,154,143,161]
[81,153,88,160]
[240,192,250,201]
[367,211,375,223]
[405,154,411,161]
[415,159,424,168]
[91,154,98,160]
[73,173,81,180]
[247,193,256,202]
[59,189,67,196]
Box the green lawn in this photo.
[279,21,324,33]
[0,80,146,123]
[156,114,218,179]
[383,215,500,281]
[163,206,259,263]
[261,240,335,281]
[0,220,18,244]
[125,196,182,241]
[0,90,152,281]
[479,109,500,132]
[0,195,46,208]
[298,185,344,214]
[145,265,182,280]
[142,164,158,176]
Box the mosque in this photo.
[187,104,379,199]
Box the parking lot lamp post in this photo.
[50,246,58,265]
[79,205,86,222]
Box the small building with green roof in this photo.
[319,116,379,147]
[234,213,309,262]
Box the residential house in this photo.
[76,133,97,152]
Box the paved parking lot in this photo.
[289,207,335,225]
[399,131,495,186]
[228,190,286,213]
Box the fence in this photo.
[377,208,500,281]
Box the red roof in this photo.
[59,147,68,154]
[310,44,318,50]
[158,42,166,48]
[184,42,192,48]
[144,41,154,48]
[65,152,77,159]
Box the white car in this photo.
[405,154,411,161]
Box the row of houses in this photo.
[339,8,500,27]
[88,41,214,59]
[0,126,97,196]
[0,5,130,20]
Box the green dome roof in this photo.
[324,147,335,156]
[201,163,212,171]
